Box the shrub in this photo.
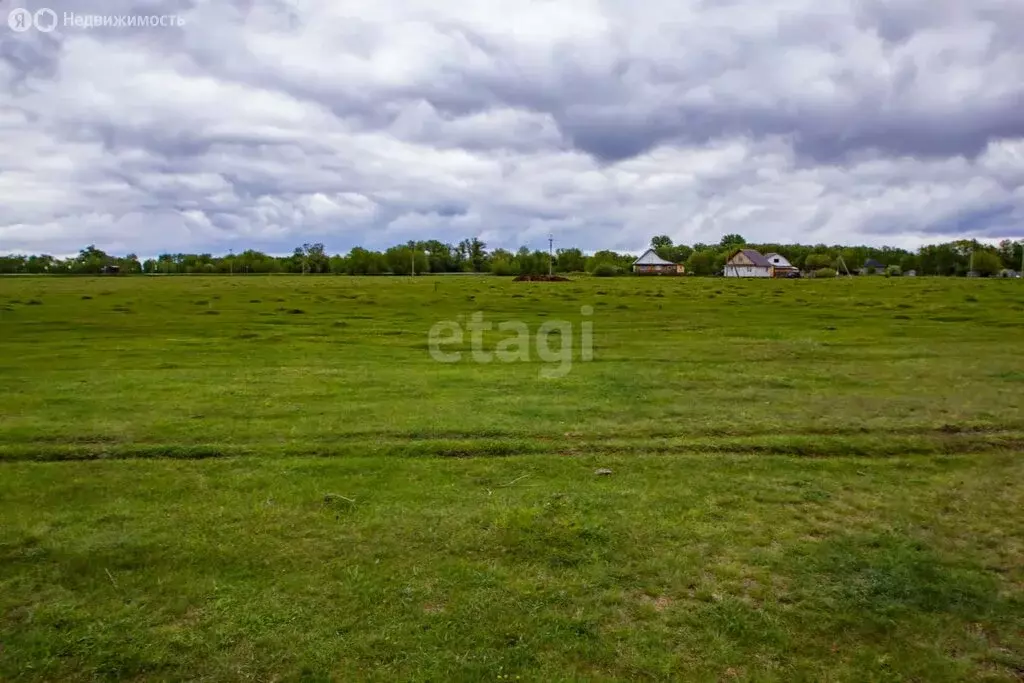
[814,268,838,279]
[491,259,517,276]
[591,263,620,277]
[805,253,834,270]
[885,266,902,277]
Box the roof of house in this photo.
[632,248,677,266]
[765,253,794,267]
[728,249,772,268]
[864,258,886,269]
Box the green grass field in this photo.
[1,275,1023,681]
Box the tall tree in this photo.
[72,245,111,274]
[720,234,747,248]
[972,250,1002,277]
[300,243,328,274]
[555,248,586,273]
[650,235,673,258]
[685,250,716,276]
[468,238,488,272]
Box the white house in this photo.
[724,249,773,278]
[765,253,798,277]
[632,249,685,275]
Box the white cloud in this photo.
[1,0,1021,256]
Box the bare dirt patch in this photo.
[513,274,571,282]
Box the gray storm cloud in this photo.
[1,0,1022,255]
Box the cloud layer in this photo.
[2,0,1023,256]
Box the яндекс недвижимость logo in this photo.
[8,7,185,31]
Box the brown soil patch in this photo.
[513,274,571,282]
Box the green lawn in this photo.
[1,275,1023,681]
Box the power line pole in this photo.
[548,234,554,276]
[837,255,851,277]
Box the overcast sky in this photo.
[2,0,1023,257]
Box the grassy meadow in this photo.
[1,275,1023,681]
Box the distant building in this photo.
[998,269,1021,279]
[860,258,886,275]
[765,253,798,278]
[724,249,773,278]
[905,270,917,277]
[632,249,685,275]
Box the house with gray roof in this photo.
[861,258,886,274]
[724,249,773,277]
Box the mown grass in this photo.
[2,453,1023,681]
[1,275,1023,680]
[1,275,1023,459]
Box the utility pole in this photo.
[548,234,554,276]
[837,255,851,277]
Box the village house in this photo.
[861,258,886,275]
[724,249,774,277]
[765,253,798,277]
[632,249,685,275]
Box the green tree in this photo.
[25,254,59,274]
[384,245,428,275]
[411,240,453,272]
[997,239,1023,271]
[720,234,746,248]
[118,254,142,274]
[804,253,833,271]
[0,255,27,274]
[972,250,1002,277]
[346,247,385,275]
[514,247,549,276]
[554,248,586,273]
[685,250,716,276]
[301,243,329,274]
[490,249,518,276]
[899,254,919,273]
[918,244,962,276]
[71,245,111,274]
[669,245,693,264]
[650,235,674,260]
[587,250,632,273]
[469,238,488,272]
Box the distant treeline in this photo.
[2,234,1022,277]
